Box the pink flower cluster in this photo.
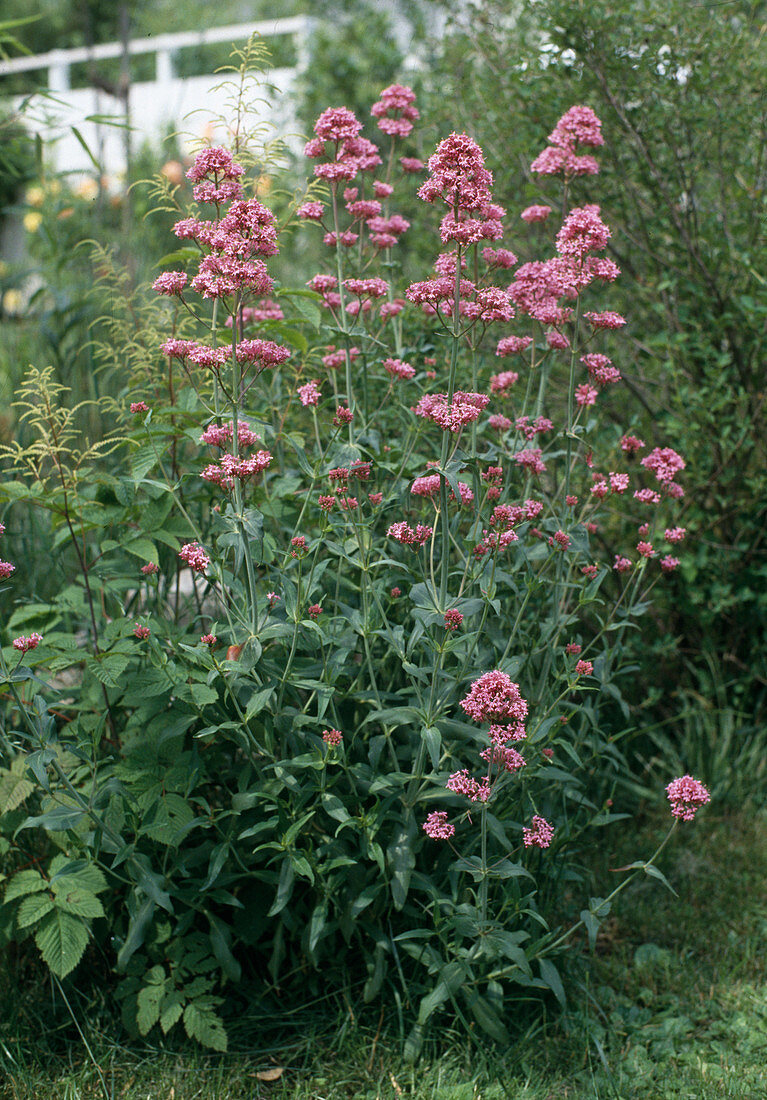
[322,728,343,746]
[523,815,555,849]
[178,542,210,575]
[371,83,419,138]
[423,810,455,840]
[414,391,489,433]
[201,450,273,490]
[387,522,433,549]
[666,775,711,821]
[12,633,43,653]
[460,670,528,726]
[531,105,603,177]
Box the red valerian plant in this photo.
[0,83,709,1057]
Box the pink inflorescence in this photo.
[446,769,490,803]
[141,562,159,575]
[200,633,217,646]
[133,624,151,640]
[444,609,464,631]
[178,542,211,575]
[298,379,322,407]
[423,810,455,840]
[461,670,528,726]
[388,522,433,549]
[666,775,711,821]
[0,560,15,579]
[12,633,43,653]
[322,728,343,747]
[531,105,603,178]
[575,659,594,676]
[414,391,489,433]
[130,401,149,414]
[523,815,555,849]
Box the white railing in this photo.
[0,17,312,90]
[0,18,312,180]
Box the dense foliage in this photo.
[0,54,710,1057]
[429,0,767,755]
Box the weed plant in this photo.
[0,45,710,1058]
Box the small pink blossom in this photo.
[179,542,210,574]
[665,527,687,543]
[461,670,528,725]
[130,401,149,414]
[0,561,15,579]
[444,609,464,631]
[200,633,217,646]
[614,555,632,573]
[523,815,554,849]
[565,643,582,655]
[133,624,150,640]
[661,555,680,573]
[390,587,401,598]
[333,406,353,426]
[141,563,159,575]
[12,633,43,652]
[298,379,321,407]
[575,384,598,407]
[575,659,594,676]
[152,271,188,296]
[423,810,455,839]
[637,541,655,558]
[308,604,323,620]
[621,434,645,454]
[520,204,552,223]
[666,775,710,821]
[322,728,343,747]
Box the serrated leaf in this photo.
[34,909,89,977]
[0,756,35,813]
[3,869,48,902]
[137,975,165,1035]
[49,857,107,895]
[183,999,228,1051]
[17,892,55,928]
[52,887,104,919]
[160,990,184,1034]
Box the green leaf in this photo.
[643,863,679,896]
[539,958,566,1009]
[387,823,416,911]
[52,887,104,919]
[208,914,241,982]
[420,726,442,770]
[136,969,166,1036]
[0,756,35,813]
[34,909,89,977]
[4,869,48,902]
[160,990,185,1034]
[183,999,228,1052]
[267,861,294,917]
[467,991,510,1043]
[17,892,55,929]
[124,538,159,565]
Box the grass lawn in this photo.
[3,809,767,1099]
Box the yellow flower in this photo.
[25,185,45,208]
[2,289,23,314]
[23,211,43,233]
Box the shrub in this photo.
[0,70,706,1055]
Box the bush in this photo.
[0,66,706,1056]
[428,0,767,739]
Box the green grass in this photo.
[3,809,767,1099]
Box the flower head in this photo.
[666,775,710,821]
[423,810,455,840]
[523,815,554,849]
[12,633,43,652]
[461,670,528,724]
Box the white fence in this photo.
[0,18,313,182]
